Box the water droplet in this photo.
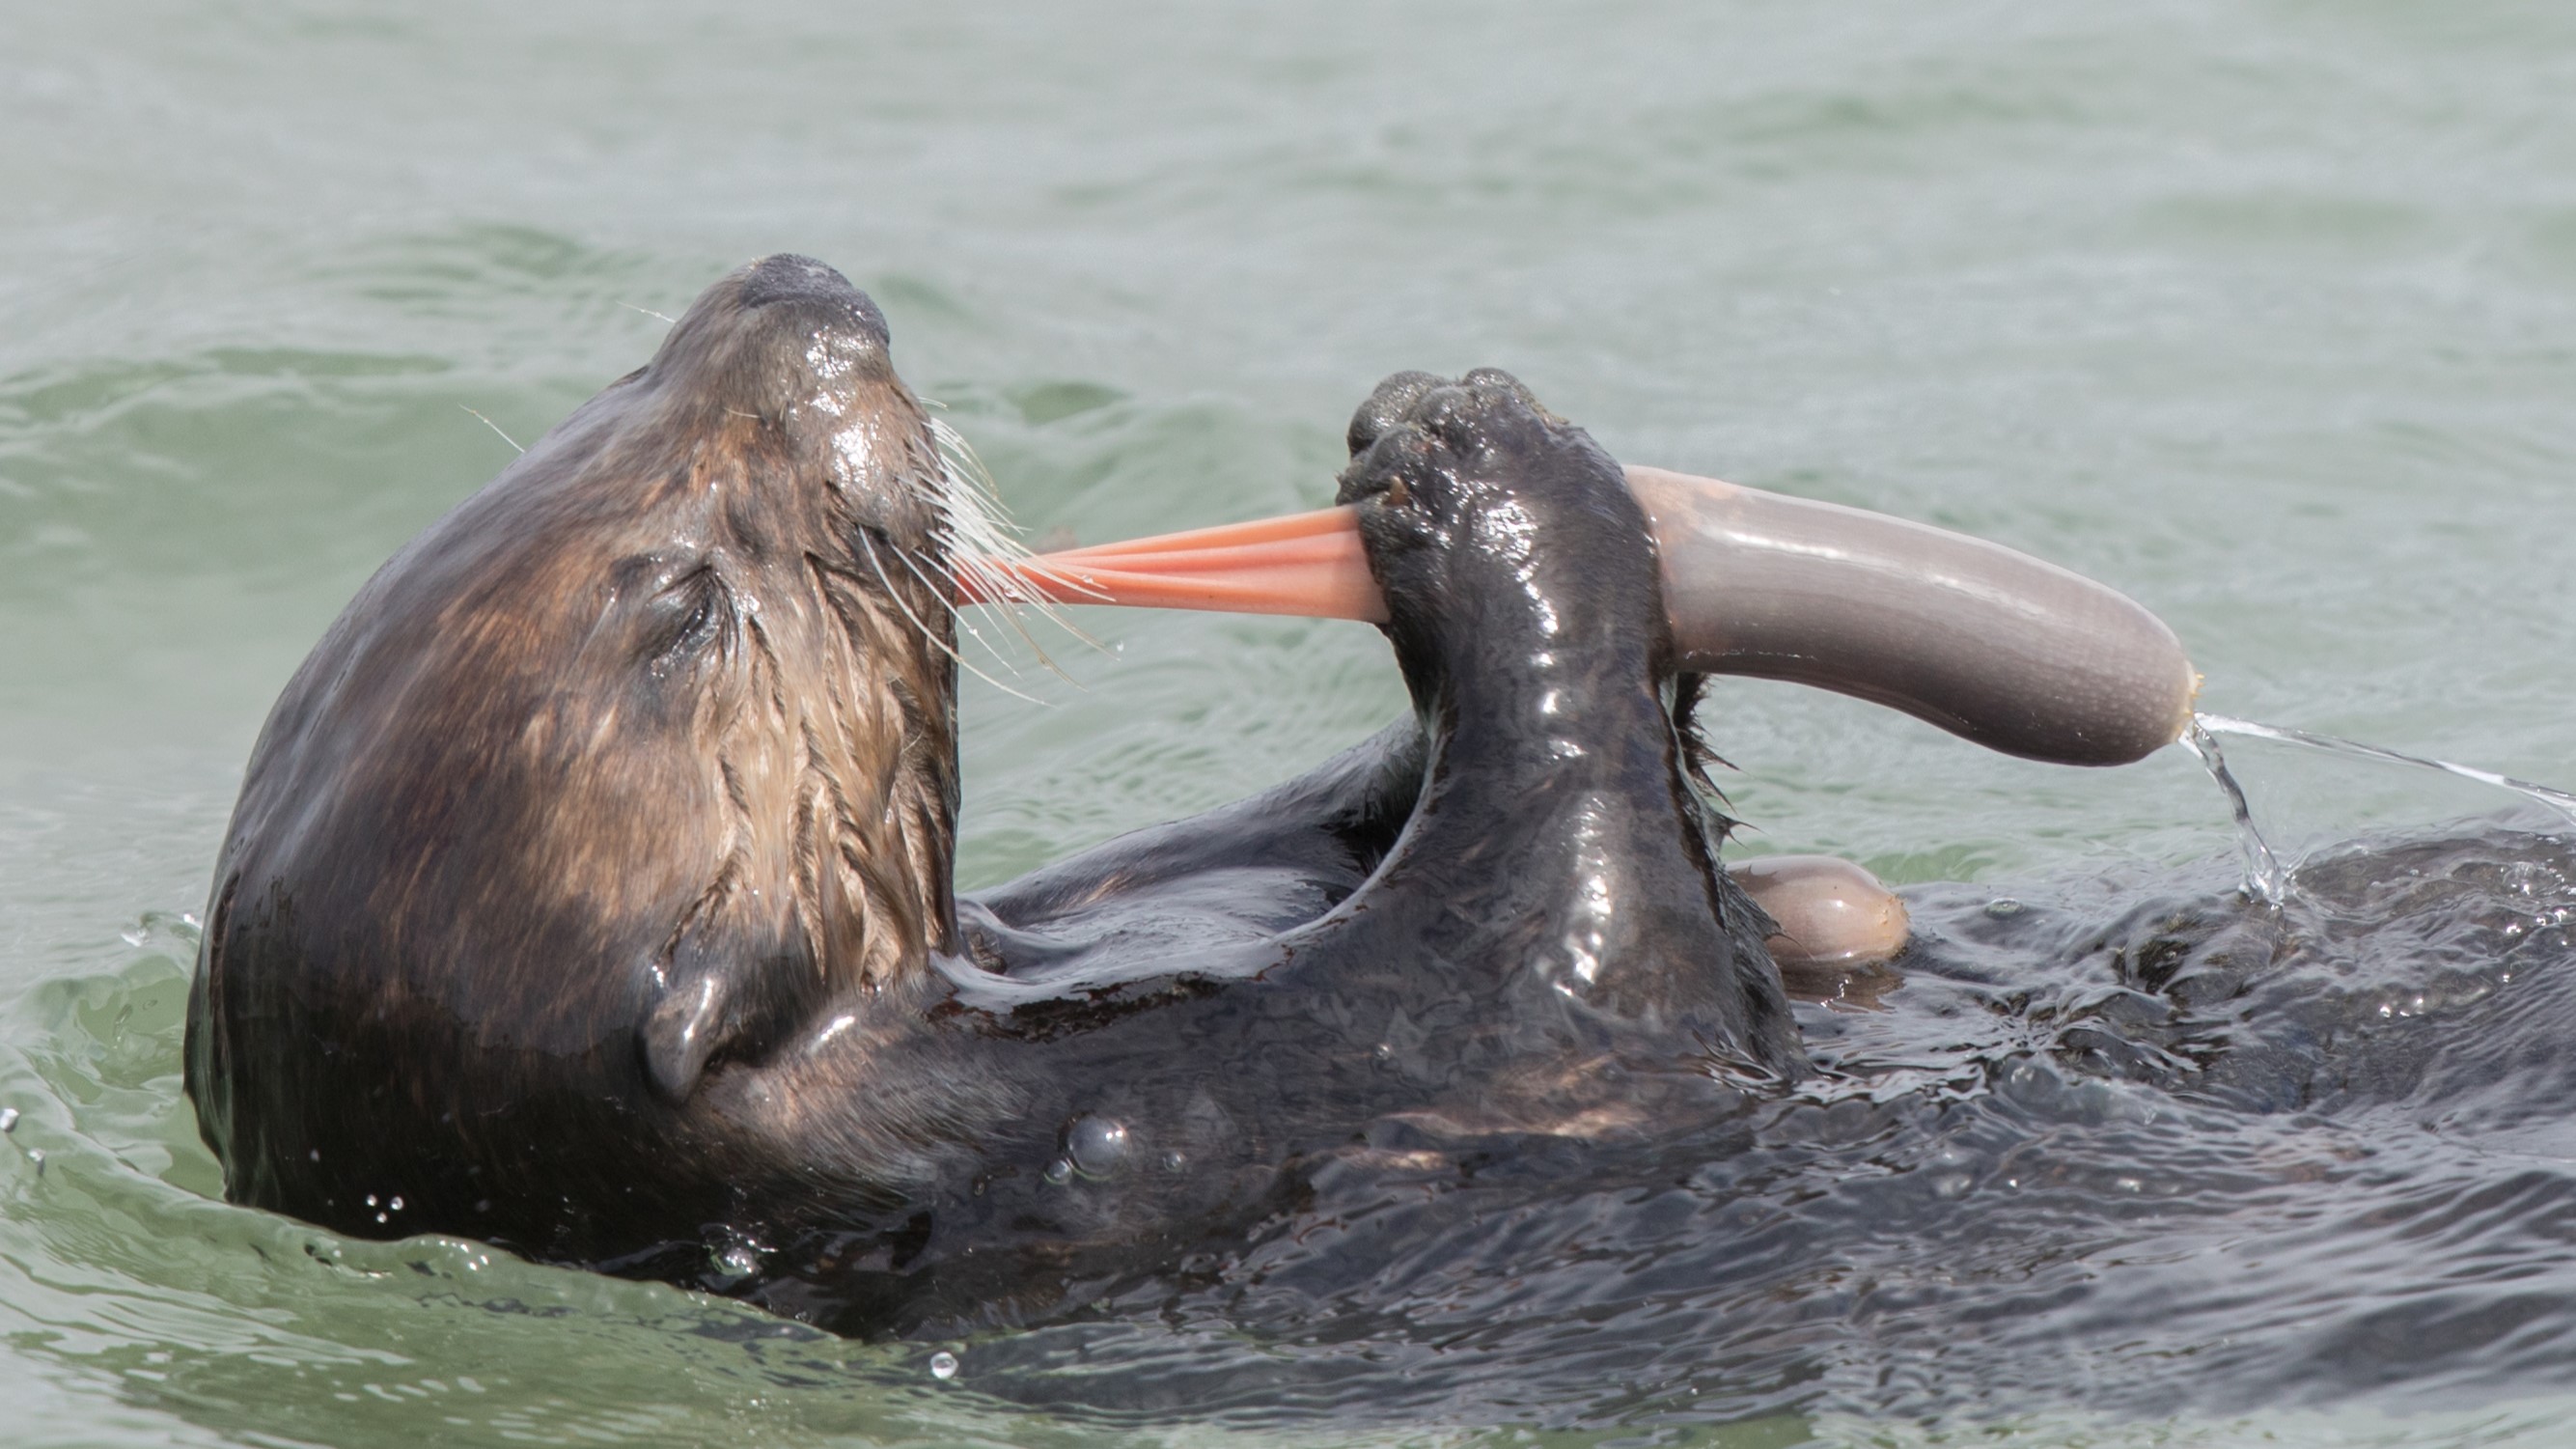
[389,1196,404,1212]
[1372,1042,1395,1062]
[365,1194,378,1208]
[1043,1157,1074,1185]
[1931,1173,1972,1200]
[374,1212,389,1224]
[710,1232,767,1277]
[928,1351,958,1380]
[1161,1150,1187,1175]
[1064,1114,1131,1180]
[0,1107,18,1133]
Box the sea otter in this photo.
[183,253,1808,1335]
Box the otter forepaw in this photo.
[1335,369,1659,666]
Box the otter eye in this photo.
[640,562,734,670]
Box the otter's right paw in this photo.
[1335,369,1661,664]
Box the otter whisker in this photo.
[945,547,1094,686]
[926,417,1102,675]
[925,419,1026,565]
[883,535,1058,693]
[855,529,1043,706]
[460,404,523,455]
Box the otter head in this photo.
[187,255,987,1243]
[598,253,981,1100]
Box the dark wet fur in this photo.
[185,261,1795,1336]
[185,260,2576,1423]
[928,822,2576,1427]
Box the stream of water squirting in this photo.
[2184,711,2576,906]
[2178,718,2289,906]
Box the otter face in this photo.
[186,256,991,1249]
[647,254,939,555]
[591,255,983,1099]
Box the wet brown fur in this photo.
[187,258,987,1255]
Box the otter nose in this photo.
[734,253,891,347]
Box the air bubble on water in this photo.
[1984,899,2024,919]
[1043,1157,1074,1185]
[26,1150,43,1176]
[0,1107,17,1133]
[1931,1174,1972,1200]
[928,1351,959,1380]
[1064,1114,1131,1180]
[709,1232,768,1277]
[1161,1150,1187,1175]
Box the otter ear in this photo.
[642,973,730,1105]
[638,884,817,1106]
